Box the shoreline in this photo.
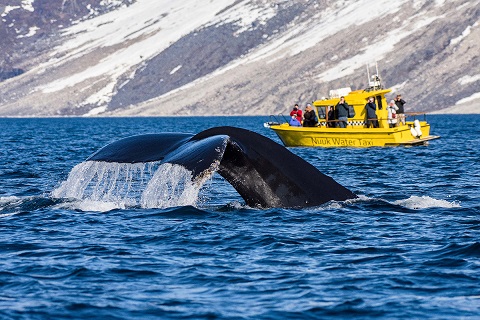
[431,100,480,114]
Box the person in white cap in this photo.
[303,103,318,127]
[387,100,399,128]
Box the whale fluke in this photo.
[86,126,356,208]
[87,133,192,163]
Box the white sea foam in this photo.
[321,201,344,210]
[51,161,215,211]
[0,197,22,217]
[0,213,17,218]
[0,196,21,204]
[226,201,247,210]
[393,196,461,209]
[0,196,28,217]
[53,199,125,212]
[0,196,23,211]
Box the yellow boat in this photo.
[265,75,440,148]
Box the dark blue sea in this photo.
[1,115,479,319]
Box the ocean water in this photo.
[0,115,479,319]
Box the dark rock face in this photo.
[0,68,24,80]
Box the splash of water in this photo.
[51,161,217,210]
[141,163,209,209]
[393,195,461,209]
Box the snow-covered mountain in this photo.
[1,0,479,116]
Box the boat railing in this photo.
[265,114,287,126]
[265,112,429,128]
[404,112,428,121]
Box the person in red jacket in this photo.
[290,103,303,123]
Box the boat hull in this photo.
[269,122,440,147]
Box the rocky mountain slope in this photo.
[0,0,479,116]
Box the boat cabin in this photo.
[314,87,391,128]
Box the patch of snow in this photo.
[456,2,472,11]
[2,6,20,17]
[433,96,480,114]
[21,0,35,12]
[449,24,475,47]
[86,4,96,16]
[81,81,117,107]
[458,74,480,85]
[389,81,408,94]
[17,26,39,38]
[84,106,108,116]
[412,0,427,10]
[100,0,126,6]
[170,65,182,75]
[455,92,480,105]
[207,1,277,35]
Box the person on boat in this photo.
[289,115,302,127]
[326,106,335,127]
[303,104,318,127]
[365,96,379,128]
[335,96,349,128]
[387,100,399,128]
[290,104,303,123]
[394,94,406,125]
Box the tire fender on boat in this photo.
[410,126,418,138]
[414,119,422,137]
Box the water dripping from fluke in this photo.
[51,161,217,210]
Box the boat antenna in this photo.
[374,61,383,89]
[366,64,370,85]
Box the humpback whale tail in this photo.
[56,126,356,208]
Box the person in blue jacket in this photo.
[289,115,302,126]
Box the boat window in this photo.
[376,96,383,110]
[317,106,326,119]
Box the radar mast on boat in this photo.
[366,62,383,91]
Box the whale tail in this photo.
[85,126,356,208]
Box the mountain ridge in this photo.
[1,0,479,116]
